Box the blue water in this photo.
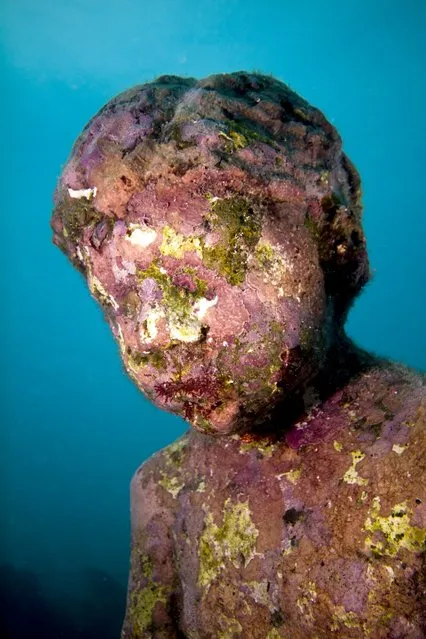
[1,1,425,636]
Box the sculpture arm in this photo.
[121,460,182,639]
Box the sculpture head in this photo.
[51,72,369,435]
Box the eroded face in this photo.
[53,179,330,435]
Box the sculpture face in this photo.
[51,72,369,434]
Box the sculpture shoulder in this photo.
[131,431,193,516]
[336,359,426,448]
[122,435,192,639]
[284,359,425,449]
[339,359,425,413]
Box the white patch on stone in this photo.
[87,271,119,310]
[385,566,395,582]
[116,323,126,355]
[76,245,84,264]
[112,261,127,283]
[126,224,157,248]
[140,308,164,341]
[169,322,200,343]
[392,443,407,455]
[68,187,97,199]
[122,259,136,275]
[193,295,218,321]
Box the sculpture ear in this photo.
[121,456,182,638]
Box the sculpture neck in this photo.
[246,329,377,439]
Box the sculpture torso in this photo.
[122,361,426,639]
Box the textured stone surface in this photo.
[51,72,425,637]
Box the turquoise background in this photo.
[1,0,425,634]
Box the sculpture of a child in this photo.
[51,72,425,638]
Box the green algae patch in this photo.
[56,197,106,242]
[252,242,292,289]
[219,320,285,413]
[202,196,262,285]
[223,118,275,148]
[219,129,249,152]
[253,242,277,270]
[364,497,426,557]
[160,198,264,287]
[127,347,167,371]
[198,498,259,590]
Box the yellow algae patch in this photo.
[364,497,426,557]
[277,469,301,485]
[196,479,206,493]
[246,580,274,611]
[158,472,185,499]
[157,436,187,499]
[128,554,168,635]
[296,581,317,623]
[165,436,187,457]
[251,240,294,294]
[218,615,242,638]
[160,225,203,258]
[358,490,368,504]
[333,440,343,452]
[240,439,277,458]
[198,499,259,590]
[343,450,368,486]
[330,606,362,631]
[219,130,248,150]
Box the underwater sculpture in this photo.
[51,72,426,638]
